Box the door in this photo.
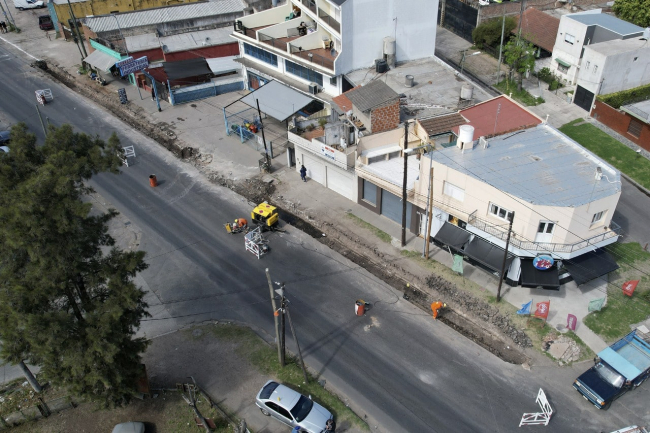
[574,85,595,112]
[302,154,326,185]
[381,189,412,225]
[326,167,354,200]
[535,221,555,243]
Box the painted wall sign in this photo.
[533,255,554,270]
[116,56,149,76]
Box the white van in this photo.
[13,0,45,10]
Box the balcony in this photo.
[289,44,335,71]
[259,31,301,52]
[318,8,340,34]
[298,0,317,15]
[467,211,622,255]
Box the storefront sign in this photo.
[533,255,554,270]
[320,144,336,161]
[116,56,149,76]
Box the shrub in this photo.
[537,67,552,83]
[549,81,559,91]
[597,83,650,109]
[472,17,517,49]
[318,118,328,129]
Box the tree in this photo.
[612,0,650,28]
[472,17,517,50]
[0,123,150,407]
[503,38,536,91]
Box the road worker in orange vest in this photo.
[430,301,446,319]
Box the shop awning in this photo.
[555,58,571,68]
[563,248,619,286]
[463,237,514,275]
[84,50,118,72]
[239,80,313,122]
[520,258,560,290]
[206,56,241,75]
[433,222,471,250]
[163,58,212,80]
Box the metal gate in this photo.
[381,189,412,225]
[439,0,478,42]
[573,85,595,112]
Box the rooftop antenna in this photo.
[492,103,501,135]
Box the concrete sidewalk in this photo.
[1,14,610,357]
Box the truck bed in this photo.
[599,331,650,380]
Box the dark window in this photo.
[362,180,377,205]
[244,43,278,66]
[557,63,569,73]
[259,381,279,399]
[285,60,323,86]
[330,76,337,86]
[265,402,292,420]
[290,395,314,422]
[627,119,643,138]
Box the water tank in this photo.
[383,36,396,68]
[461,84,474,100]
[405,75,414,87]
[375,59,388,73]
[458,125,474,148]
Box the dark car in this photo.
[38,15,53,30]
[1,130,10,153]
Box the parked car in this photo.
[38,15,53,30]
[13,0,45,10]
[111,422,145,433]
[0,130,9,153]
[255,380,335,433]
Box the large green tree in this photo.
[0,123,150,407]
[612,0,650,28]
[503,38,537,91]
[472,17,517,49]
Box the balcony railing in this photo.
[289,44,335,71]
[318,8,340,33]
[299,0,317,15]
[259,32,290,52]
[467,211,621,254]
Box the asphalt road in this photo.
[1,42,649,432]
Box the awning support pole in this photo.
[497,211,514,302]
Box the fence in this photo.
[171,79,244,105]
[1,395,77,429]
[223,103,289,157]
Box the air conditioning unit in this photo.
[308,82,318,95]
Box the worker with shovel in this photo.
[430,301,447,320]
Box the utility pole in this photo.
[66,0,88,62]
[18,361,42,393]
[286,300,309,383]
[401,121,409,247]
[424,165,434,259]
[0,0,16,31]
[265,269,282,366]
[496,5,506,84]
[35,104,47,136]
[496,212,514,302]
[256,99,270,169]
[278,283,286,367]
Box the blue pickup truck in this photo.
[574,328,650,409]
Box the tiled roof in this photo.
[418,113,467,136]
[346,80,399,112]
[514,8,560,53]
[332,85,360,113]
[454,95,543,138]
[84,1,245,33]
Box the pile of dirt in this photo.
[543,334,581,365]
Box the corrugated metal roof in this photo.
[428,124,621,207]
[125,27,236,53]
[84,1,245,33]
[568,13,643,36]
[346,79,398,112]
[240,80,313,122]
[206,56,241,73]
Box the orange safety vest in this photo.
[430,301,444,319]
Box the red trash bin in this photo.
[149,174,157,187]
[355,300,366,316]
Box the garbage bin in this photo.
[149,174,158,187]
[355,300,366,316]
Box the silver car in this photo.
[255,380,335,433]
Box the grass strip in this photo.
[345,213,392,243]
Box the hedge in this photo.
[597,83,650,109]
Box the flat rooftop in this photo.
[586,38,650,56]
[428,124,621,207]
[567,12,644,36]
[345,57,492,120]
[126,27,236,53]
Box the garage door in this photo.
[302,154,326,185]
[574,85,595,112]
[327,167,354,200]
[381,189,412,224]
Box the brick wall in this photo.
[164,42,239,62]
[591,100,650,151]
[370,100,400,134]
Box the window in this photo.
[557,63,569,73]
[585,61,590,70]
[330,76,337,86]
[593,65,598,74]
[362,180,377,205]
[387,151,400,160]
[443,182,465,202]
[264,402,292,420]
[627,119,643,137]
[244,43,277,66]
[591,211,604,225]
[285,60,323,86]
[564,34,575,45]
[489,203,513,221]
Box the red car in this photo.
[38,15,53,30]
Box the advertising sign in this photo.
[320,145,336,161]
[116,56,149,76]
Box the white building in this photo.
[550,10,643,99]
[574,38,650,112]
[230,0,438,98]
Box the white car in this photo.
[14,0,45,10]
[111,422,145,433]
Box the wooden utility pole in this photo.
[496,212,514,302]
[279,284,286,367]
[256,99,270,169]
[66,0,88,60]
[265,269,282,366]
[425,166,434,259]
[401,121,409,247]
[18,361,42,393]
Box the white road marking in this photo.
[0,37,40,60]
